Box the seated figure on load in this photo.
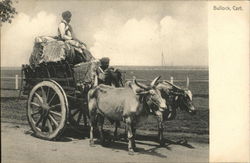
[57,10,94,64]
[29,10,94,67]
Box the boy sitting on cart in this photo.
[57,10,94,63]
[29,11,94,67]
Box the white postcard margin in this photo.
[208,1,249,162]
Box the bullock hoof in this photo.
[159,140,165,147]
[160,142,165,147]
[128,149,135,155]
[100,139,106,146]
[89,140,95,147]
[113,136,119,142]
[106,136,113,142]
[132,143,136,149]
[178,139,187,145]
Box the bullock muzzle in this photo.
[159,107,166,112]
[155,93,167,112]
[189,110,196,115]
[188,105,196,115]
[159,100,167,112]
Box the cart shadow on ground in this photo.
[24,125,88,142]
[61,127,194,157]
[24,125,195,158]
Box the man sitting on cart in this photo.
[58,10,94,63]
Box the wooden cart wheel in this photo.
[27,80,68,140]
[68,102,89,134]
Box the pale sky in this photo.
[1,0,208,67]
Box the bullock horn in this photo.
[186,76,190,88]
[134,78,148,90]
[150,76,161,87]
[163,80,182,90]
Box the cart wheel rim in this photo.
[27,81,68,140]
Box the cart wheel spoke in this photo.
[34,92,43,105]
[41,115,48,131]
[77,111,83,124]
[69,106,89,134]
[41,86,47,103]
[48,92,56,105]
[46,87,50,100]
[31,102,41,107]
[35,113,44,127]
[50,110,62,117]
[49,114,58,127]
[50,104,61,110]
[31,110,41,117]
[47,119,53,132]
[71,109,80,117]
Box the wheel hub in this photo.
[41,103,50,111]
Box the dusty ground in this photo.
[1,122,208,163]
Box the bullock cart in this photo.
[21,60,104,140]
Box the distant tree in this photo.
[0,0,18,25]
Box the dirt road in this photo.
[1,122,208,163]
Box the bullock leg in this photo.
[97,114,105,145]
[89,111,96,146]
[124,125,127,141]
[114,122,118,141]
[88,99,96,147]
[157,114,165,146]
[83,105,89,127]
[131,125,136,149]
[89,115,95,146]
[82,109,88,127]
[125,117,135,154]
[114,121,120,141]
